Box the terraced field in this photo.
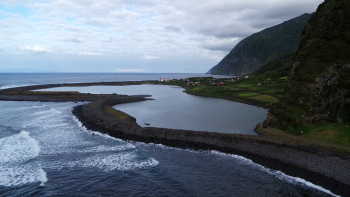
[162,77,286,107]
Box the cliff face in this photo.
[207,13,311,75]
[267,0,350,128]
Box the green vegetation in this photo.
[207,14,311,75]
[156,76,285,106]
[285,123,350,147]
[268,0,350,128]
[249,95,279,103]
[235,83,254,88]
[236,92,260,97]
[104,106,128,119]
[251,52,294,80]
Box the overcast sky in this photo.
[0,0,323,73]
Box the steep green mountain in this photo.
[266,0,350,128]
[251,51,294,79]
[207,13,311,75]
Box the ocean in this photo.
[0,73,336,196]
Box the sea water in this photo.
[0,73,337,196]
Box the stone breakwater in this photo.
[0,82,350,196]
[73,98,350,196]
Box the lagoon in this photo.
[37,84,268,135]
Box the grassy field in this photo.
[158,76,286,106]
[249,95,279,103]
[236,92,260,97]
[286,123,350,147]
[104,106,128,119]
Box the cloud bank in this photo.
[0,0,323,73]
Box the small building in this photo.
[159,78,166,82]
[245,76,249,78]
[267,79,271,82]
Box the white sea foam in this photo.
[0,131,48,187]
[135,143,339,197]
[71,116,123,141]
[43,152,159,172]
[79,153,159,171]
[31,108,63,116]
[209,150,340,197]
[135,142,202,154]
[0,131,40,163]
[0,163,48,187]
[13,105,47,111]
[269,170,340,197]
[77,144,136,153]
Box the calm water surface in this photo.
[0,73,337,196]
[39,85,267,135]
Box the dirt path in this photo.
[257,123,350,151]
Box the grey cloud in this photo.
[103,37,113,43]
[248,18,283,29]
[165,25,181,32]
[202,38,241,52]
[64,37,81,43]
[159,0,322,40]
[86,18,114,27]
[198,27,256,39]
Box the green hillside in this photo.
[251,52,294,80]
[266,0,350,129]
[207,13,311,75]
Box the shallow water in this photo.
[0,73,337,196]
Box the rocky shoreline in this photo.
[1,82,349,196]
[72,98,350,196]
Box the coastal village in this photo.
[155,76,282,108]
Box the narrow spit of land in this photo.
[0,81,349,196]
[0,81,152,102]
